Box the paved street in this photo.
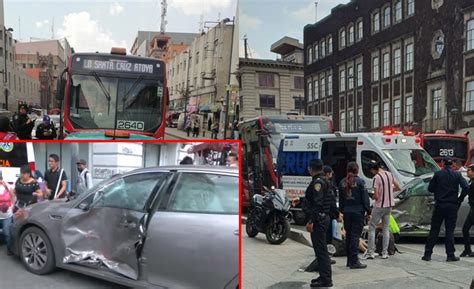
[0,245,128,289]
[243,225,474,289]
[164,126,221,140]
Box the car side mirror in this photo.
[78,202,90,211]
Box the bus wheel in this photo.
[293,211,308,226]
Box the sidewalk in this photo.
[242,225,474,289]
[164,127,221,140]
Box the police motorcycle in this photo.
[246,186,292,245]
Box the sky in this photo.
[4,0,236,53]
[240,0,348,59]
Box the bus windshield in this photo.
[68,74,164,133]
[423,137,468,163]
[383,149,439,177]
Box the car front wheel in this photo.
[19,227,56,275]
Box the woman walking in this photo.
[338,162,370,269]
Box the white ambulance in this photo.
[0,142,36,189]
[277,129,440,224]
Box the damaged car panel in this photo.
[392,177,474,237]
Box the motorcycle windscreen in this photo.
[61,207,146,280]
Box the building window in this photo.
[259,73,275,88]
[314,79,319,100]
[372,11,380,33]
[340,69,346,92]
[348,66,354,90]
[383,6,391,28]
[405,43,413,71]
[394,99,401,124]
[328,36,333,54]
[321,76,326,98]
[348,25,354,45]
[314,42,319,60]
[328,74,333,96]
[407,0,415,16]
[383,101,390,126]
[372,56,379,82]
[465,81,474,111]
[294,98,305,110]
[432,88,442,119]
[340,111,346,132]
[383,52,390,79]
[321,40,326,58]
[348,110,354,132]
[405,96,413,122]
[308,80,313,101]
[339,29,346,49]
[294,76,304,89]
[394,48,401,75]
[372,103,379,128]
[394,1,402,23]
[357,63,363,87]
[259,94,276,108]
[356,20,363,41]
[467,19,474,51]
[357,107,363,129]
[307,47,312,64]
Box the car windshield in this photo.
[383,149,439,177]
[68,74,164,133]
[403,178,431,197]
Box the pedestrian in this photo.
[422,157,469,262]
[339,162,370,269]
[44,154,68,200]
[13,165,43,209]
[362,160,400,260]
[179,156,194,165]
[211,121,219,139]
[232,120,239,140]
[185,116,192,137]
[227,152,238,167]
[0,116,17,140]
[459,164,474,257]
[12,104,34,140]
[452,159,464,171]
[303,159,334,288]
[192,119,200,138]
[76,159,93,196]
[35,115,57,140]
[208,117,212,131]
[0,171,14,255]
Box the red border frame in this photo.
[2,138,243,288]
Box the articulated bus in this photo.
[418,130,471,167]
[56,48,167,140]
[240,115,333,208]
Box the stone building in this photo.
[304,0,474,134]
[238,37,305,120]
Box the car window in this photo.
[92,172,166,211]
[361,150,389,178]
[167,173,238,214]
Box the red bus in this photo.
[418,130,471,167]
[240,115,333,207]
[55,48,167,140]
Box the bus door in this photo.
[321,138,357,185]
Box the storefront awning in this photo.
[188,142,238,154]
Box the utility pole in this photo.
[244,34,248,59]
[223,17,236,139]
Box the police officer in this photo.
[459,164,474,257]
[422,157,469,262]
[303,159,334,288]
[12,104,34,140]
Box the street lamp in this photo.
[183,50,192,124]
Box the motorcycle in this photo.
[246,187,292,245]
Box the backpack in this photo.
[375,229,398,255]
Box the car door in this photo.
[60,171,169,280]
[142,171,239,289]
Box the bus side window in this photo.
[361,150,389,179]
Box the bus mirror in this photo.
[56,69,67,101]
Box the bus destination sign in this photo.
[72,55,163,76]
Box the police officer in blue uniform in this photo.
[422,157,469,262]
[303,159,334,288]
[459,164,474,257]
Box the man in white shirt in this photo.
[76,159,93,196]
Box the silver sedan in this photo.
[10,166,239,289]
